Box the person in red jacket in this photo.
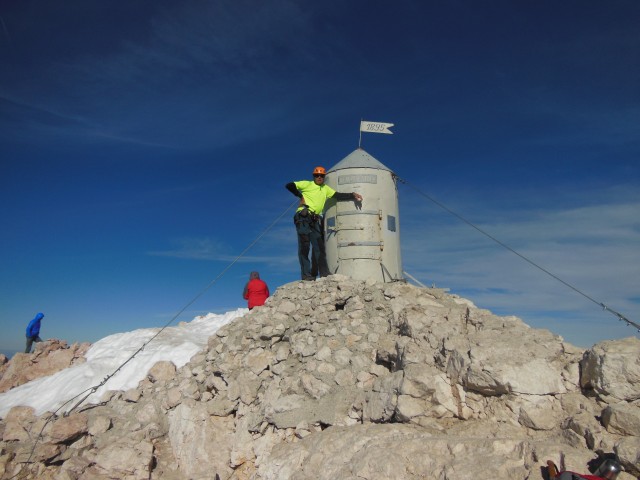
[243,271,269,309]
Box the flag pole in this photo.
[359,119,394,148]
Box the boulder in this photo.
[49,413,88,444]
[580,337,640,401]
[147,360,177,383]
[601,401,640,436]
[2,406,36,442]
[0,340,90,393]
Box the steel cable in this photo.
[398,177,639,331]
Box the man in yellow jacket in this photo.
[286,166,363,280]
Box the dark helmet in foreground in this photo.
[593,458,622,479]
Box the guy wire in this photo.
[397,177,639,331]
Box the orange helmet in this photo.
[313,166,326,175]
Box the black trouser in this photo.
[294,210,330,280]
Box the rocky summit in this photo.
[1,275,639,479]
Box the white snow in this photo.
[0,309,246,417]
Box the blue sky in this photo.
[1,0,638,355]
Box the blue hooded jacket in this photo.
[26,313,44,337]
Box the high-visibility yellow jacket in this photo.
[291,180,337,214]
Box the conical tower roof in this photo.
[328,148,394,173]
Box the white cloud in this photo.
[399,190,640,347]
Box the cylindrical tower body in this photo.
[324,148,403,282]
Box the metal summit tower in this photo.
[324,148,403,282]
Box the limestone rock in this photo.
[0,340,90,393]
[601,401,640,436]
[1,276,638,480]
[0,353,8,375]
[168,400,235,479]
[615,435,640,476]
[2,406,36,442]
[147,360,177,383]
[93,437,154,479]
[49,413,88,444]
[257,423,533,480]
[580,337,640,401]
[464,330,568,396]
[88,415,112,436]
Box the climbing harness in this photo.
[397,177,639,332]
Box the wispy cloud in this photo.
[147,237,233,261]
[147,235,297,268]
[0,1,329,150]
[400,190,640,346]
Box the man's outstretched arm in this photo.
[285,182,302,198]
[333,192,362,202]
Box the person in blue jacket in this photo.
[25,312,44,353]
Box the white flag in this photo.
[360,120,394,134]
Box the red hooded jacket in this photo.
[243,272,269,309]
